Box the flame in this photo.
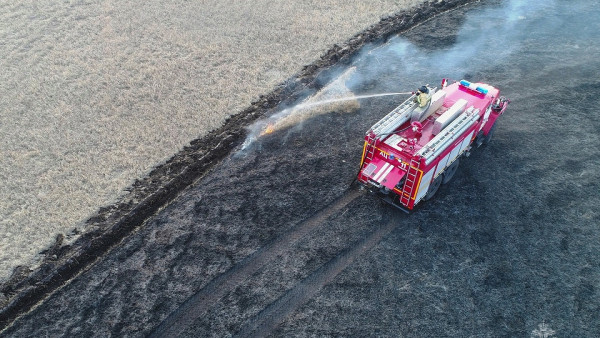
[260,123,275,136]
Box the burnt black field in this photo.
[3,0,600,337]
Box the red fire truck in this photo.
[357,79,509,212]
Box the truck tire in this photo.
[482,124,496,145]
[423,175,442,201]
[442,159,459,184]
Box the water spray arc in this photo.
[239,66,411,151]
[258,92,413,136]
[291,92,414,111]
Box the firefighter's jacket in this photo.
[416,92,430,108]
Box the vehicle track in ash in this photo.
[234,218,398,338]
[150,188,364,337]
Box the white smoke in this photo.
[347,0,559,87]
[237,0,575,153]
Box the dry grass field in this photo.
[0,0,427,281]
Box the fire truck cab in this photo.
[357,79,509,212]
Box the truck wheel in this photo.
[442,159,459,184]
[482,124,496,145]
[423,175,442,201]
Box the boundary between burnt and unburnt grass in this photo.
[0,0,474,331]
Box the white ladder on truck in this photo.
[369,94,417,139]
[364,132,376,162]
[358,132,377,183]
[400,156,422,207]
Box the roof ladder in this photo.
[369,95,417,138]
[399,156,421,207]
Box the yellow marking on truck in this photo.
[412,169,424,200]
[359,141,368,168]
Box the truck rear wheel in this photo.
[423,175,442,201]
[442,159,459,184]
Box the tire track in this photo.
[149,188,363,338]
[234,218,398,338]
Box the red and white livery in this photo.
[357,79,509,212]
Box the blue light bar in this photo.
[460,79,488,95]
[475,86,489,94]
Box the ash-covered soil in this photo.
[0,0,470,329]
[3,0,600,337]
